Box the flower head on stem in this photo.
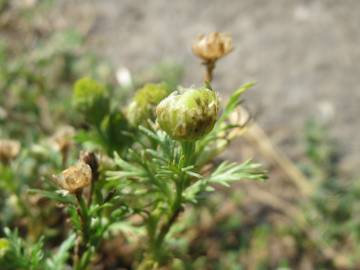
[156,87,219,141]
[54,162,92,193]
[192,32,233,82]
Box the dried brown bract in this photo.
[192,32,233,62]
[0,139,21,164]
[54,162,92,193]
[81,151,99,182]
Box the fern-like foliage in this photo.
[0,228,45,270]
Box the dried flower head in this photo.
[54,162,92,193]
[0,139,21,164]
[192,32,233,62]
[51,126,75,152]
[156,87,219,141]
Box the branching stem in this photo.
[148,141,195,266]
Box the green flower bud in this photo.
[156,87,219,141]
[127,83,170,127]
[72,77,109,125]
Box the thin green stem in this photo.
[149,141,195,265]
[74,192,91,270]
[76,192,89,236]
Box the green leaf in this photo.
[195,82,255,165]
[217,82,255,125]
[0,228,46,270]
[28,189,76,205]
[207,160,267,186]
[183,179,209,203]
[46,234,76,270]
[68,206,81,232]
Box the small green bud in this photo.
[156,87,219,141]
[127,83,170,127]
[72,77,109,125]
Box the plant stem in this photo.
[150,141,195,264]
[74,191,91,270]
[204,60,215,83]
[181,141,195,167]
[155,202,182,250]
[75,192,89,236]
[61,146,69,168]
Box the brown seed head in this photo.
[55,162,92,193]
[0,139,21,164]
[192,32,233,62]
[51,126,75,152]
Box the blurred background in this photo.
[1,0,360,269]
[51,0,360,172]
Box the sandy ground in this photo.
[58,0,360,174]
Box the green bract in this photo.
[156,87,219,141]
[127,83,170,127]
[72,77,109,125]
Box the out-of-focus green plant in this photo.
[73,77,110,126]
[127,82,170,127]
[0,227,76,270]
[72,77,133,155]
[0,27,113,141]
[289,120,360,269]
[0,228,46,270]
